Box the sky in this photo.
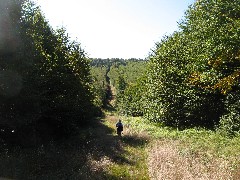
[33,0,195,59]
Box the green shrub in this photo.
[219,92,240,136]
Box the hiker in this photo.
[116,119,123,136]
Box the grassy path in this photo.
[0,96,150,179]
[0,112,239,179]
[88,113,150,179]
[121,116,240,180]
[0,112,150,180]
[85,112,240,180]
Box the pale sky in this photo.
[34,0,195,59]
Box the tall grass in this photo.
[123,116,240,180]
[0,114,238,179]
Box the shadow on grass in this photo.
[0,115,148,180]
[122,135,149,148]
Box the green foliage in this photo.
[90,58,146,112]
[90,58,145,108]
[107,60,147,114]
[218,91,240,136]
[115,74,127,110]
[142,0,240,132]
[108,60,146,86]
[120,75,147,116]
[0,0,99,144]
[90,66,108,108]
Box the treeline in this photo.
[1,0,239,148]
[90,58,145,67]
[0,0,100,146]
[115,0,240,136]
[90,58,146,109]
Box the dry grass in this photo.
[148,140,238,180]
[87,155,113,173]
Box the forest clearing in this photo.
[1,0,240,179]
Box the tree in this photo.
[142,0,240,132]
[0,0,99,145]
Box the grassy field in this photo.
[0,112,239,179]
[123,116,240,180]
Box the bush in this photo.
[219,92,240,136]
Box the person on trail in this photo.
[116,119,123,136]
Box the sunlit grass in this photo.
[122,116,240,179]
[0,113,239,179]
[102,113,150,179]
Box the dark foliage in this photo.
[0,0,99,146]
